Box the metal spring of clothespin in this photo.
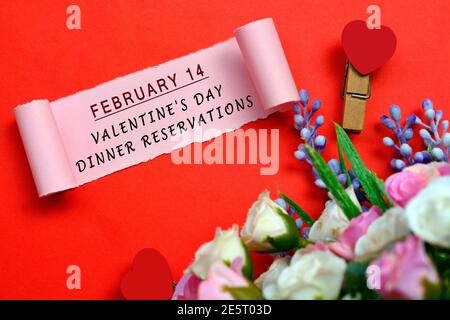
[341,61,371,133]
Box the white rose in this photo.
[187,225,253,279]
[241,191,299,252]
[309,186,361,242]
[266,250,346,300]
[406,176,450,248]
[354,207,409,261]
[255,256,290,299]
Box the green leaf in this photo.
[225,282,264,300]
[240,240,254,280]
[279,192,314,226]
[305,144,360,219]
[369,171,394,207]
[335,123,389,211]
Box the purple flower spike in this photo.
[292,89,335,176]
[381,99,449,170]
[292,89,360,195]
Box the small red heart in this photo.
[342,20,397,75]
[120,248,174,300]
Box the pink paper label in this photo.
[14,18,298,197]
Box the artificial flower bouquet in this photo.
[172,90,450,300]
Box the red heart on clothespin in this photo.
[120,248,174,300]
[342,20,397,75]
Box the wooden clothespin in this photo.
[341,20,397,133]
[341,61,370,132]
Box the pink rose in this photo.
[197,258,248,300]
[437,164,450,176]
[370,235,439,300]
[385,171,428,207]
[329,206,381,260]
[172,273,202,300]
[404,163,441,181]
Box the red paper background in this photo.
[1,0,449,299]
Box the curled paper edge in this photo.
[235,18,299,110]
[14,100,77,196]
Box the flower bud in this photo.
[389,105,401,122]
[381,115,396,130]
[432,147,444,161]
[425,109,435,121]
[419,129,432,140]
[443,133,450,148]
[436,110,443,122]
[293,103,301,114]
[315,115,324,126]
[403,128,414,140]
[294,150,306,161]
[311,99,322,112]
[413,152,424,163]
[390,159,397,170]
[299,89,309,106]
[300,128,311,140]
[383,137,395,147]
[422,152,433,163]
[394,159,406,171]
[422,98,434,111]
[442,120,449,132]
[400,143,412,157]
[315,135,326,148]
[328,159,341,175]
[294,114,304,126]
[406,114,417,126]
[241,191,300,253]
[352,178,361,189]
[337,173,348,185]
[314,179,326,188]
